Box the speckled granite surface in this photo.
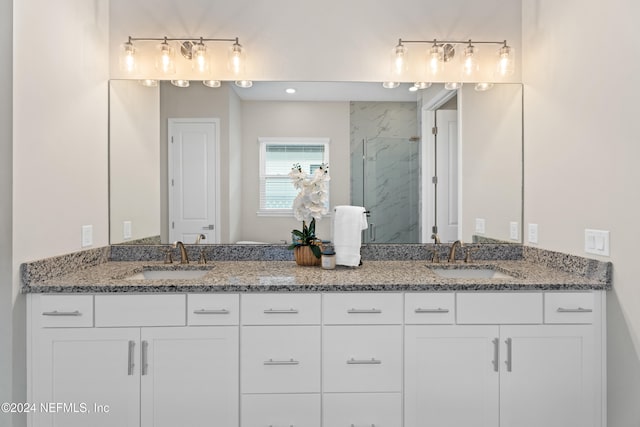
[23,245,611,293]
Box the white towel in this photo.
[333,206,368,267]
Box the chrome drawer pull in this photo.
[557,307,592,313]
[141,340,149,376]
[264,358,299,366]
[505,338,512,372]
[347,308,382,314]
[415,307,449,313]
[264,308,299,314]
[42,310,81,316]
[492,338,499,372]
[193,309,230,315]
[351,424,376,427]
[127,341,135,376]
[347,357,382,365]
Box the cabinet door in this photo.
[33,328,140,427]
[500,325,595,427]
[405,325,499,427]
[140,326,239,427]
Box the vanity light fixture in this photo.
[444,82,462,90]
[413,82,432,90]
[474,82,494,91]
[235,80,253,88]
[202,80,221,88]
[170,79,190,88]
[388,38,514,83]
[382,81,400,89]
[119,35,246,77]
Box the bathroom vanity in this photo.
[22,246,610,427]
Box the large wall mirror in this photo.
[109,80,522,245]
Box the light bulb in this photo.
[228,40,245,76]
[428,43,442,76]
[156,39,175,75]
[192,41,209,74]
[119,40,136,73]
[462,42,478,78]
[496,44,515,77]
[391,41,408,78]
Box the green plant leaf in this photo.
[310,244,322,258]
[308,218,316,236]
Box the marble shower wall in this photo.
[350,102,419,243]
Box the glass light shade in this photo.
[170,80,190,88]
[119,41,137,73]
[414,81,432,90]
[139,79,158,87]
[228,41,245,76]
[427,44,443,76]
[192,42,210,74]
[444,82,462,90]
[382,81,400,89]
[391,43,408,79]
[156,41,176,75]
[496,45,515,77]
[461,44,479,78]
[202,80,221,88]
[235,80,253,88]
[474,82,494,91]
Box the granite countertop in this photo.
[22,259,611,293]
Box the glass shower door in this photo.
[362,137,420,243]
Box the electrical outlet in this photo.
[123,221,132,239]
[585,229,610,256]
[475,218,486,234]
[528,223,538,244]
[509,222,519,240]
[81,225,93,248]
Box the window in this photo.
[258,137,330,216]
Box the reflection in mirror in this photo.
[109,81,522,245]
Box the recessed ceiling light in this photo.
[285,88,296,94]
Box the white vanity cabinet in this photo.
[28,294,239,427]
[404,292,603,427]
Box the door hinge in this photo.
[432,126,438,135]
[432,176,438,184]
[432,225,438,233]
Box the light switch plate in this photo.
[528,223,538,244]
[123,221,132,239]
[475,218,486,234]
[81,225,93,248]
[585,229,610,256]
[509,222,519,240]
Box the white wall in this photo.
[522,0,640,424]
[11,2,110,426]
[240,102,351,243]
[109,80,160,243]
[0,0,12,422]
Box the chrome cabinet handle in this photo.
[557,307,592,313]
[415,307,449,313]
[492,338,499,372]
[42,310,81,316]
[347,358,382,365]
[193,309,230,315]
[351,424,376,427]
[264,358,299,365]
[505,338,512,372]
[141,340,149,376]
[347,308,382,314]
[127,341,135,375]
[264,308,299,314]
[268,425,294,427]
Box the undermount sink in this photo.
[126,267,212,281]
[429,267,514,279]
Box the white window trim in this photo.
[257,137,330,217]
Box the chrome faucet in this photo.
[195,234,206,245]
[448,240,464,263]
[173,241,189,264]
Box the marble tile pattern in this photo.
[22,243,611,293]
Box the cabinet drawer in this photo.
[39,295,94,327]
[95,294,186,327]
[323,325,402,392]
[241,394,320,427]
[241,293,321,325]
[323,392,402,427]
[457,292,543,324]
[323,293,403,324]
[241,326,320,393]
[187,294,239,325]
[545,292,594,324]
[405,292,455,324]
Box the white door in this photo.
[34,328,140,427]
[140,326,239,427]
[434,109,459,242]
[405,325,499,427]
[168,119,218,244]
[500,325,596,427]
